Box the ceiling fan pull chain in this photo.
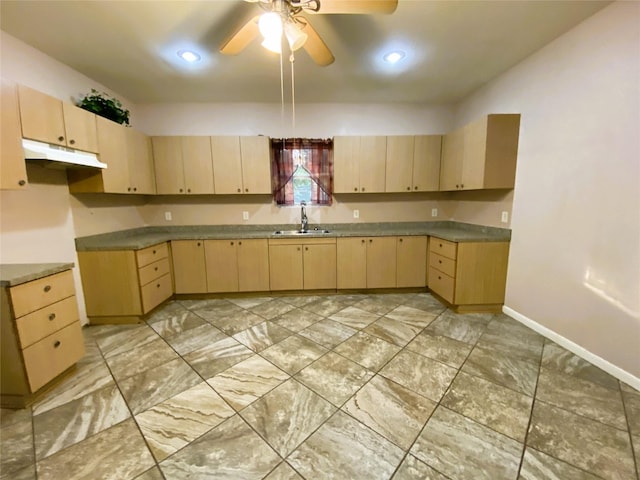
[280,47,285,132]
[290,51,296,135]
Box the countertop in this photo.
[0,263,75,287]
[75,221,511,251]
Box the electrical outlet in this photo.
[353,210,359,219]
[164,211,172,221]
[242,211,249,221]
[431,208,438,217]
[501,211,509,223]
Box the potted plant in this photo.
[77,89,130,126]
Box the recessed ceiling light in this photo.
[383,50,405,64]
[177,50,201,63]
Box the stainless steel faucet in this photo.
[300,201,308,232]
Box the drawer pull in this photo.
[305,247,308,251]
[237,188,241,193]
[54,340,61,348]
[157,284,160,288]
[152,250,156,254]
[231,241,234,245]
[239,241,242,246]
[406,187,410,191]
[399,238,403,242]
[439,243,443,247]
[438,276,442,280]
[18,179,26,186]
[439,260,442,264]
[58,136,64,142]
[197,242,201,247]
[361,239,365,243]
[69,139,76,145]
[44,285,51,293]
[49,313,56,321]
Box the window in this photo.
[271,138,333,206]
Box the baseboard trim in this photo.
[503,305,640,391]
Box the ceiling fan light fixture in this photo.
[177,50,201,63]
[261,36,283,54]
[284,21,308,51]
[259,12,283,40]
[383,50,405,64]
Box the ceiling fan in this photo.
[220,0,398,66]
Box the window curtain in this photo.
[271,138,333,205]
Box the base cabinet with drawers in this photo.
[428,236,510,312]
[1,268,85,408]
[77,243,172,323]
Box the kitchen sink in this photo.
[273,229,331,236]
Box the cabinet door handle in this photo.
[238,241,242,246]
[245,188,249,192]
[361,187,366,192]
[18,180,26,186]
[297,247,301,251]
[414,186,418,190]
[456,184,459,188]
[154,266,158,271]
[237,188,241,193]
[231,241,234,245]
[460,184,464,188]
[57,136,64,142]
[152,250,156,254]
[439,244,443,248]
[53,340,61,348]
[305,247,308,251]
[179,188,183,193]
[399,238,403,243]
[438,276,442,280]
[157,283,160,288]
[369,239,373,243]
[361,239,365,243]
[187,188,191,193]
[128,187,132,192]
[133,187,137,192]
[69,139,76,145]
[439,260,442,264]
[354,187,358,192]
[44,285,51,293]
[48,313,56,321]
[406,186,410,191]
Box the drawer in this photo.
[428,266,455,303]
[138,257,170,286]
[15,296,79,349]
[136,243,168,268]
[140,273,172,313]
[429,252,456,278]
[22,321,85,393]
[10,270,75,318]
[429,237,457,260]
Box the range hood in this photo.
[23,139,107,169]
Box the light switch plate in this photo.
[431,208,438,217]
[353,210,359,219]
[501,211,509,223]
[164,211,172,221]
[242,211,249,221]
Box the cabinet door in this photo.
[481,114,520,189]
[152,137,185,194]
[171,240,207,293]
[303,244,337,290]
[366,237,396,288]
[462,116,489,190]
[97,116,129,193]
[269,244,303,291]
[439,128,464,191]
[454,242,509,305]
[211,136,243,194]
[333,136,360,193]
[204,240,239,293]
[360,136,386,193]
[18,85,66,147]
[182,136,215,194]
[127,128,156,194]
[396,236,427,287]
[413,135,441,192]
[385,136,414,192]
[1,78,27,190]
[336,237,367,289]
[62,103,98,153]
[240,136,271,194]
[237,239,270,292]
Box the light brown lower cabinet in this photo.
[337,236,397,289]
[171,240,207,294]
[1,269,85,407]
[428,236,509,312]
[205,240,241,293]
[269,238,336,291]
[396,236,427,287]
[78,243,172,323]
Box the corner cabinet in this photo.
[440,114,520,191]
[18,85,98,153]
[67,117,156,194]
[77,243,172,323]
[1,268,85,408]
[428,237,509,312]
[1,78,28,190]
[334,136,386,193]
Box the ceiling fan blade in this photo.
[309,0,398,14]
[300,21,335,66]
[220,15,260,55]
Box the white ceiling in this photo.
[0,0,609,104]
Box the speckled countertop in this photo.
[75,222,510,251]
[0,263,75,287]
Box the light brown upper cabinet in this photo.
[152,136,214,194]
[440,114,520,191]
[1,78,27,190]
[211,136,271,194]
[68,117,156,194]
[18,85,98,153]
[334,136,386,193]
[385,135,442,192]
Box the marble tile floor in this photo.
[1,292,639,480]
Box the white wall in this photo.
[454,1,640,380]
